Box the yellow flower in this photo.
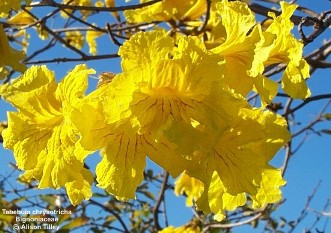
[176,159,287,222]
[1,65,95,205]
[0,67,10,80]
[264,1,310,99]
[72,30,290,220]
[253,74,278,106]
[65,31,84,50]
[210,0,261,96]
[0,0,31,18]
[72,30,236,199]
[195,167,286,221]
[61,0,93,19]
[124,0,207,23]
[206,1,309,103]
[0,25,27,74]
[0,121,7,143]
[86,30,104,55]
[95,0,104,7]
[105,0,120,21]
[251,166,286,209]
[8,9,48,41]
[159,224,201,233]
[178,108,290,220]
[282,59,310,99]
[8,10,36,25]
[175,171,204,207]
[36,24,49,40]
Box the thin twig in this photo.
[202,209,265,232]
[61,8,105,32]
[196,0,212,35]
[299,11,331,45]
[288,181,322,233]
[153,170,169,231]
[24,39,57,62]
[248,3,314,26]
[28,0,163,12]
[24,53,119,65]
[107,23,122,47]
[291,99,331,138]
[88,199,129,233]
[23,9,87,57]
[284,94,331,116]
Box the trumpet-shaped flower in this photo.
[264,1,311,99]
[1,65,95,205]
[197,166,285,221]
[72,30,290,221]
[0,25,27,74]
[124,0,207,23]
[176,107,290,220]
[175,109,289,220]
[206,1,309,103]
[72,30,245,200]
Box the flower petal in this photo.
[0,24,26,72]
[282,59,311,99]
[118,30,174,72]
[251,166,286,209]
[95,126,147,200]
[56,64,95,103]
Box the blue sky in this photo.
[1,0,331,232]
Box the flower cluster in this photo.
[125,0,310,103]
[1,0,310,222]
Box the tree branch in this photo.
[24,53,119,65]
[202,210,265,232]
[28,0,163,12]
[284,94,331,116]
[248,3,314,26]
[153,170,169,231]
[291,99,331,138]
